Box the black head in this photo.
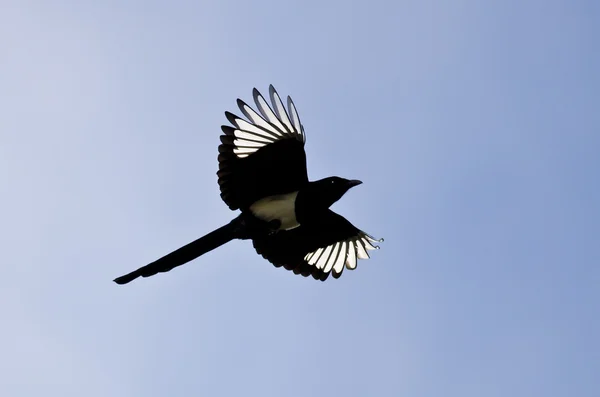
[307,176,362,210]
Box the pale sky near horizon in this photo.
[1,1,599,396]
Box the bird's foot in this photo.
[267,220,281,235]
[231,214,281,239]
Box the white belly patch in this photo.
[249,192,299,230]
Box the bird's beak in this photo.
[347,179,363,188]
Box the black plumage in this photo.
[114,85,381,285]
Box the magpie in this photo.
[114,85,382,284]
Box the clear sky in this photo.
[1,1,598,396]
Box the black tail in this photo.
[114,217,243,285]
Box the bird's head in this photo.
[309,176,362,209]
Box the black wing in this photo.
[218,85,308,210]
[252,210,382,281]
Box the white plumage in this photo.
[249,192,300,231]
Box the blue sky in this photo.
[1,1,598,396]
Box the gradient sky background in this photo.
[2,1,599,396]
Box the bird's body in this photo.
[114,86,381,285]
[249,191,299,231]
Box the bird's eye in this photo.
[331,180,335,184]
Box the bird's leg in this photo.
[266,219,281,234]
[231,213,279,239]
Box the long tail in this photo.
[114,216,244,285]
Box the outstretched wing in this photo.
[252,210,382,280]
[218,85,308,210]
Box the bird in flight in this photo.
[114,85,382,284]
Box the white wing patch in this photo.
[227,85,305,158]
[304,232,383,278]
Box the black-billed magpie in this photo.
[114,85,382,284]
